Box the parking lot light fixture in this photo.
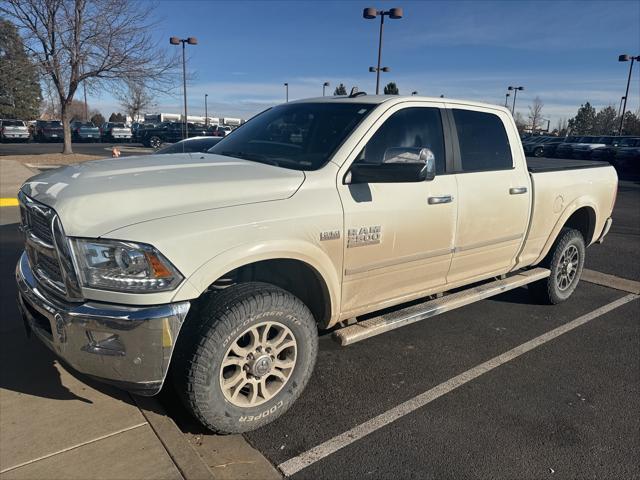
[411,91,418,95]
[323,82,330,96]
[507,86,524,115]
[284,83,289,102]
[505,92,510,107]
[618,54,640,135]
[363,7,403,94]
[170,36,198,140]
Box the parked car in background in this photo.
[70,121,100,142]
[530,137,569,158]
[140,122,213,148]
[613,138,640,172]
[156,136,223,154]
[211,125,232,137]
[571,136,617,159]
[35,120,64,142]
[130,122,145,142]
[591,136,639,163]
[101,122,132,142]
[554,136,588,158]
[522,136,555,157]
[0,119,30,142]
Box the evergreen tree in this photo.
[593,106,618,135]
[383,82,399,95]
[90,112,106,127]
[108,112,127,123]
[333,83,347,96]
[567,102,596,135]
[0,19,42,119]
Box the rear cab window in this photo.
[452,109,513,172]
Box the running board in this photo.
[333,268,550,346]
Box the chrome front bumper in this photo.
[16,252,190,396]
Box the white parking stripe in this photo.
[278,294,638,477]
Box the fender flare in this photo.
[171,239,341,325]
[533,197,598,265]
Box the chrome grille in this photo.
[18,192,67,296]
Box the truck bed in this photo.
[526,158,611,173]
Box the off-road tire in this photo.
[173,282,318,434]
[529,228,585,304]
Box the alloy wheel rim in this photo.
[556,244,579,291]
[219,321,297,407]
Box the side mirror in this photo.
[346,147,437,184]
[382,147,436,181]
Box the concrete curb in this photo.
[133,396,216,480]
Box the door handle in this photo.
[428,195,453,205]
[509,187,528,195]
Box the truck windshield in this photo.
[207,102,375,171]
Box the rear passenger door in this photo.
[446,106,531,283]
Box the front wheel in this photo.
[534,146,544,157]
[148,136,162,149]
[173,282,318,433]
[529,228,585,304]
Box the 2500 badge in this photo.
[347,225,381,248]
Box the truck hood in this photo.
[21,153,305,237]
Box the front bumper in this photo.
[16,252,190,395]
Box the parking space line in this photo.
[0,422,148,474]
[582,269,640,295]
[0,198,18,207]
[278,293,639,477]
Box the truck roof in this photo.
[288,94,511,114]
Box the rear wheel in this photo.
[533,146,544,157]
[149,136,162,149]
[173,282,318,433]
[529,228,585,304]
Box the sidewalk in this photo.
[0,159,35,201]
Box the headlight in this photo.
[70,239,183,292]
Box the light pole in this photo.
[618,54,639,135]
[504,92,510,107]
[170,36,198,140]
[284,83,288,102]
[204,94,208,127]
[323,82,330,96]
[618,96,626,119]
[363,7,403,94]
[508,86,524,115]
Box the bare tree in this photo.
[1,0,177,153]
[528,96,544,133]
[116,81,156,123]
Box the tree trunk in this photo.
[61,103,73,154]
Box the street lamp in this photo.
[507,86,524,115]
[618,96,626,119]
[323,81,330,96]
[618,54,640,135]
[170,36,198,139]
[204,94,208,127]
[363,7,403,94]
[284,83,289,102]
[504,92,510,107]
[411,91,418,95]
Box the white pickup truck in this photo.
[16,95,617,433]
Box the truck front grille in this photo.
[18,193,67,296]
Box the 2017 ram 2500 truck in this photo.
[16,95,617,433]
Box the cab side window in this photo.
[452,109,512,172]
[356,107,445,174]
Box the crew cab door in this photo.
[446,106,531,283]
[337,103,458,315]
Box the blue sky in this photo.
[91,0,640,126]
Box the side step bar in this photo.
[333,268,550,346]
